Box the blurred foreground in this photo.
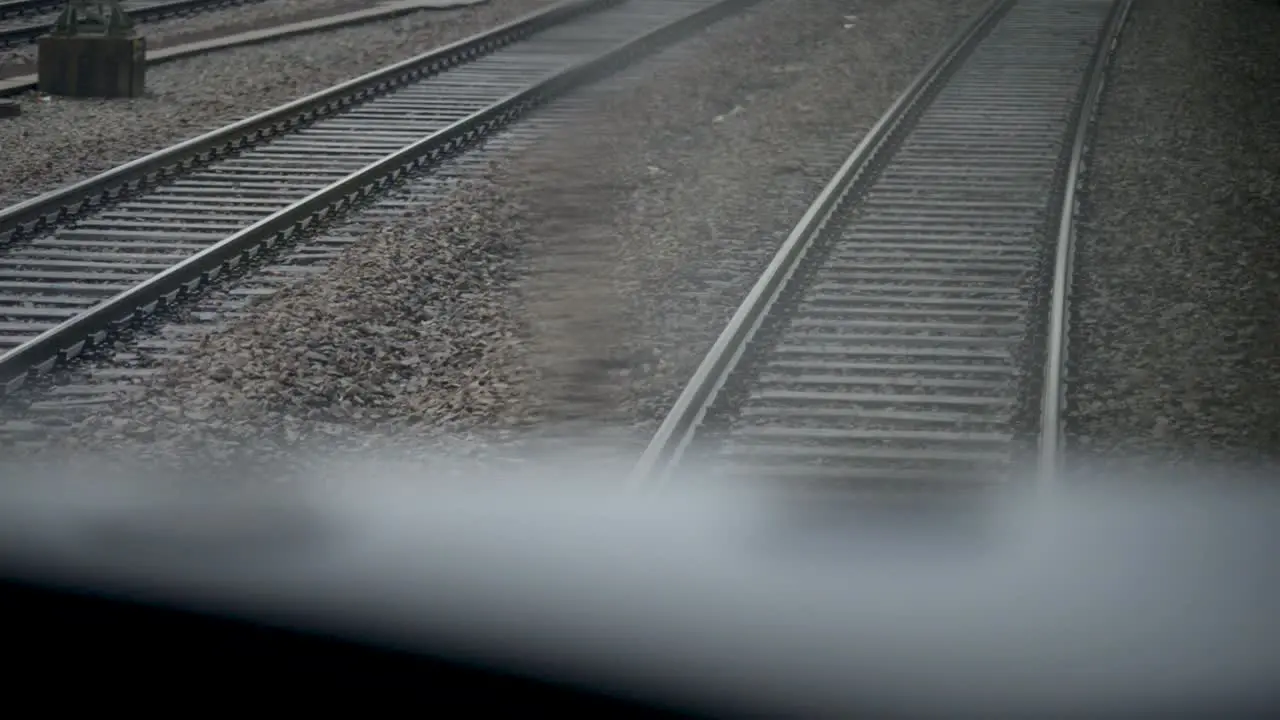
[1,450,1278,717]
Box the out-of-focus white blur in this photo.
[0,447,1277,718]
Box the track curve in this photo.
[630,0,1134,491]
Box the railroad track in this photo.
[629,0,1133,491]
[0,0,755,440]
[0,89,664,440]
[0,0,275,48]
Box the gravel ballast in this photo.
[24,0,991,471]
[1065,0,1280,478]
[0,0,552,207]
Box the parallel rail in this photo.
[0,0,273,48]
[0,32,718,441]
[0,0,755,395]
[629,0,1134,490]
[0,0,63,20]
[1,0,606,246]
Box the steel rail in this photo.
[0,0,59,20]
[0,0,273,47]
[0,0,755,393]
[0,0,614,246]
[1037,0,1135,484]
[625,0,1015,490]
[628,0,1135,490]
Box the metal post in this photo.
[38,0,145,98]
[50,0,135,37]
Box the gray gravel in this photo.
[0,0,551,207]
[50,185,536,471]
[1065,0,1280,478]
[506,0,991,438]
[25,0,989,472]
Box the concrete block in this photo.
[37,34,146,99]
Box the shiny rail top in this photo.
[635,0,1124,489]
